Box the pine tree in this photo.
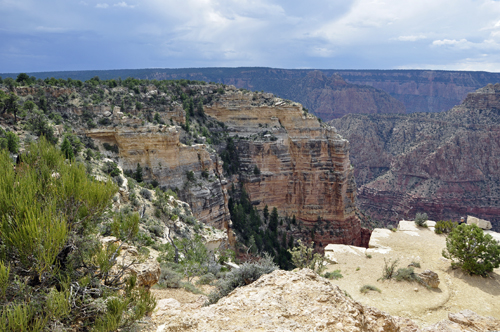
[135,163,143,182]
[60,137,74,160]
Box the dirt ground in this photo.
[323,226,500,327]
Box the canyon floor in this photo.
[137,223,500,331]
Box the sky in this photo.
[2,0,500,73]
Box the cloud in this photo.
[3,0,500,72]
[395,35,426,42]
[113,2,135,8]
[432,38,474,49]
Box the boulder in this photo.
[467,216,492,230]
[417,270,440,288]
[101,237,161,288]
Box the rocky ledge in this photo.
[155,268,500,332]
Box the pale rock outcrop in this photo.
[158,269,420,331]
[368,228,392,254]
[155,268,499,332]
[101,237,161,288]
[467,215,492,230]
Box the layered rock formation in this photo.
[205,88,370,247]
[261,71,406,120]
[337,69,500,113]
[87,125,231,231]
[83,82,369,248]
[330,84,500,231]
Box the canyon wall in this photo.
[330,83,500,231]
[205,89,370,247]
[82,83,370,248]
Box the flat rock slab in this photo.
[398,220,420,232]
[324,244,366,256]
[369,228,392,248]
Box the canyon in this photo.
[82,83,370,250]
[330,84,500,231]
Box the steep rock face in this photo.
[87,125,232,232]
[330,84,500,231]
[205,89,369,247]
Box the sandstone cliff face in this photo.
[330,84,500,231]
[87,125,232,232]
[84,82,369,248]
[205,89,369,247]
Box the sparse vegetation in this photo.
[379,258,399,281]
[207,254,278,304]
[360,285,381,294]
[414,212,428,227]
[288,240,328,274]
[323,270,343,280]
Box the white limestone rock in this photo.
[467,215,492,230]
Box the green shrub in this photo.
[415,213,428,227]
[442,223,500,276]
[102,161,121,177]
[360,285,381,294]
[140,188,152,200]
[5,132,19,154]
[180,281,203,294]
[157,266,182,288]
[288,240,327,273]
[196,273,216,285]
[0,261,10,298]
[408,261,421,268]
[435,220,458,234]
[323,270,343,280]
[395,267,418,282]
[0,138,154,331]
[103,142,119,153]
[186,170,195,182]
[208,254,278,304]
